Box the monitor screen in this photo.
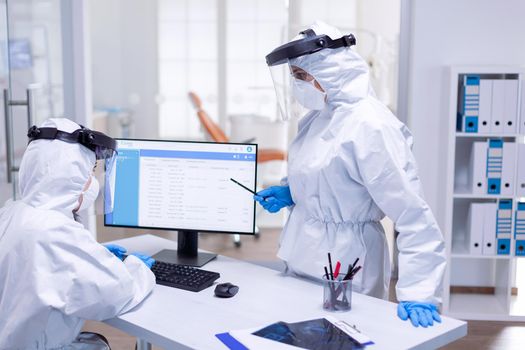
[105,139,257,234]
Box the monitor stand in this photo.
[152,230,217,267]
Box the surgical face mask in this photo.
[77,177,99,212]
[292,79,326,111]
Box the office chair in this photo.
[188,91,286,247]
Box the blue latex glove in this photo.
[253,186,294,213]
[397,301,442,328]
[129,252,156,269]
[104,244,127,260]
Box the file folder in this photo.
[496,199,513,255]
[503,79,519,134]
[458,75,480,132]
[468,203,484,254]
[470,141,487,195]
[501,141,516,196]
[486,139,503,194]
[518,82,525,135]
[482,203,497,255]
[515,202,525,257]
[491,80,505,134]
[478,79,493,133]
[518,143,525,197]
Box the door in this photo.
[0,0,12,202]
[1,0,82,202]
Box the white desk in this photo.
[104,235,466,350]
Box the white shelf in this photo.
[453,187,517,199]
[453,193,512,199]
[448,293,508,317]
[510,295,525,317]
[456,132,522,138]
[450,65,525,75]
[451,253,512,260]
[446,311,525,322]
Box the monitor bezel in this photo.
[104,138,258,236]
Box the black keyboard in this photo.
[151,261,220,292]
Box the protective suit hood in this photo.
[291,21,372,108]
[18,118,95,218]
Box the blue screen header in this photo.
[137,149,256,161]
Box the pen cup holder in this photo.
[322,274,352,312]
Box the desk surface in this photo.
[104,235,466,350]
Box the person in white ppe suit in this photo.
[0,118,155,348]
[254,21,446,328]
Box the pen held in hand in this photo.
[230,178,257,195]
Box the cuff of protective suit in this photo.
[395,289,442,306]
[123,255,155,292]
[124,254,155,274]
[280,177,289,186]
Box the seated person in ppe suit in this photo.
[0,118,155,349]
[255,21,446,328]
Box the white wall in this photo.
[356,0,400,43]
[89,0,159,138]
[401,0,525,227]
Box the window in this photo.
[158,0,287,139]
[157,0,398,138]
[158,0,218,138]
[226,0,287,122]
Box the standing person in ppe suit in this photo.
[255,21,446,328]
[0,118,156,349]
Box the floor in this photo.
[87,225,525,349]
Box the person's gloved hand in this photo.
[104,244,127,260]
[397,301,442,328]
[129,252,156,269]
[253,186,294,213]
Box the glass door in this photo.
[1,0,66,201]
[0,0,12,201]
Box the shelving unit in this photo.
[442,65,525,321]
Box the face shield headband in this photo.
[265,29,356,67]
[27,125,117,159]
[265,29,356,121]
[27,125,118,214]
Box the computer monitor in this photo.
[105,139,258,266]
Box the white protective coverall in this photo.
[279,22,446,303]
[0,118,155,349]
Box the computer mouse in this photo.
[214,282,239,298]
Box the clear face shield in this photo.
[27,125,118,214]
[93,147,117,215]
[266,29,356,121]
[269,60,328,121]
